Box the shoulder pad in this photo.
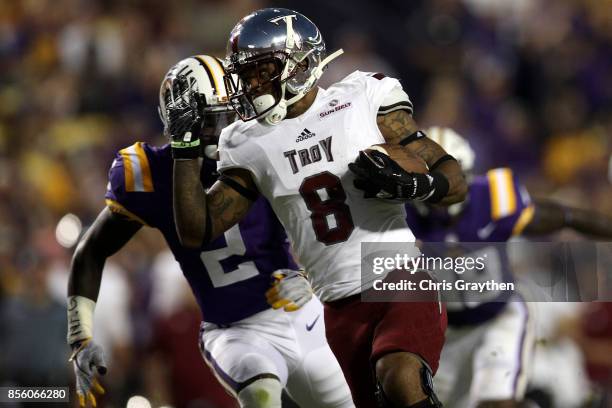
[485,167,532,221]
[116,142,154,193]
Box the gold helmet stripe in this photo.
[194,55,226,96]
[193,55,219,95]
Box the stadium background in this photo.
[0,0,610,406]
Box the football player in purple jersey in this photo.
[405,127,612,408]
[66,55,354,408]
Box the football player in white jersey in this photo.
[67,55,354,408]
[170,8,467,408]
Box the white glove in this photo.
[69,340,107,407]
[265,269,313,312]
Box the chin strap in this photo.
[262,100,288,125]
[259,17,300,126]
[260,48,345,126]
[284,48,344,106]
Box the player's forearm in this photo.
[526,199,612,238]
[68,208,139,299]
[67,241,104,347]
[523,200,566,235]
[404,135,467,205]
[173,159,207,248]
[68,240,105,300]
[376,111,467,204]
[565,207,612,238]
[433,160,468,205]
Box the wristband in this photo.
[424,172,449,203]
[399,130,427,146]
[170,139,200,149]
[67,295,96,345]
[171,139,201,159]
[429,154,457,172]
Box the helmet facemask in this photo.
[225,50,315,125]
[224,8,344,126]
[225,53,287,123]
[201,107,236,153]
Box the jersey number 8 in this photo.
[299,171,355,245]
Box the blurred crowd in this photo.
[0,0,610,407]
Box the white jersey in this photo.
[218,71,418,301]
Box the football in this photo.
[366,143,429,174]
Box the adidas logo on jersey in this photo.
[296,128,316,143]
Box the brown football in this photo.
[366,143,429,173]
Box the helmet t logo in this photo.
[268,14,299,49]
[268,14,297,25]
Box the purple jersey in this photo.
[105,142,298,325]
[406,168,534,325]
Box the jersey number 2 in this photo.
[299,171,355,245]
[200,225,259,287]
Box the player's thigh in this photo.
[200,323,290,397]
[372,300,447,374]
[285,295,329,352]
[372,301,447,405]
[283,296,355,407]
[470,300,534,404]
[286,344,355,408]
[324,296,381,408]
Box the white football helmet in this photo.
[425,126,476,215]
[158,55,236,158]
[224,8,343,125]
[426,126,476,174]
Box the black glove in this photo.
[348,150,448,202]
[165,75,203,159]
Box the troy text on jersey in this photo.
[284,136,333,174]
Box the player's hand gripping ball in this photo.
[349,144,435,201]
[369,144,429,173]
